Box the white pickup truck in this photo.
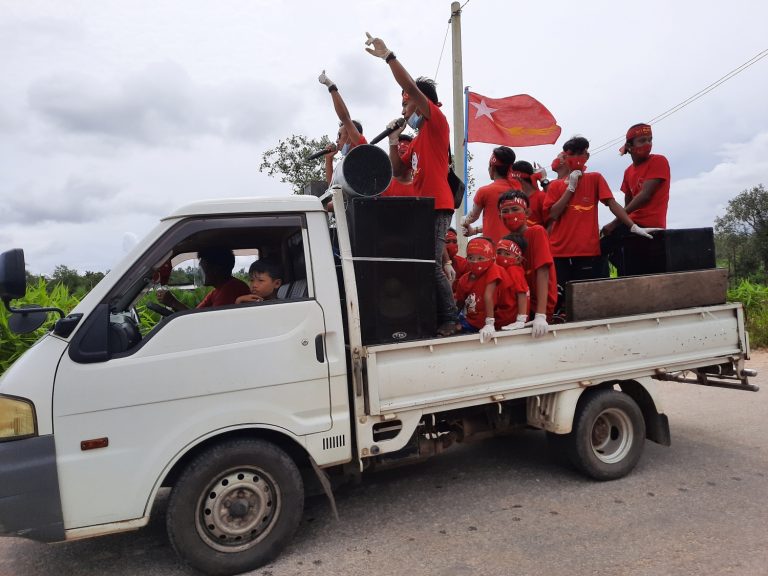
[0,186,757,576]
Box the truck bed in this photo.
[363,303,747,416]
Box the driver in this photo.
[158,248,249,311]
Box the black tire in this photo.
[166,438,304,576]
[564,389,646,481]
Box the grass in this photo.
[727,280,768,348]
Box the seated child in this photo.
[445,227,468,288]
[235,260,283,304]
[453,237,504,343]
[494,236,530,330]
[497,190,557,338]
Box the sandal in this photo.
[436,321,459,337]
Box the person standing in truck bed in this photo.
[365,31,459,337]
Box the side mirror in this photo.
[0,248,66,333]
[8,304,49,334]
[0,248,27,303]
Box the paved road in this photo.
[2,353,767,576]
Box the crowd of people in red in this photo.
[319,33,671,340]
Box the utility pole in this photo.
[450,1,467,255]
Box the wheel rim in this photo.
[589,408,634,464]
[195,466,281,553]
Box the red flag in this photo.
[466,91,561,147]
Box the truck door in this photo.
[51,214,332,529]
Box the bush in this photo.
[728,280,768,348]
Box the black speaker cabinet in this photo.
[354,260,436,345]
[348,196,435,259]
[618,228,716,276]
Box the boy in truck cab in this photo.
[236,260,284,304]
[159,247,249,311]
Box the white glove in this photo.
[531,313,549,338]
[479,317,496,343]
[443,262,456,284]
[386,118,406,145]
[501,314,528,331]
[364,32,393,60]
[533,163,548,181]
[630,224,661,239]
[318,70,334,88]
[566,170,582,192]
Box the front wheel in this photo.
[565,389,646,481]
[167,439,304,576]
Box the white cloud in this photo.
[668,131,768,228]
[27,62,300,148]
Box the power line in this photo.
[435,1,473,80]
[434,21,451,79]
[591,48,768,156]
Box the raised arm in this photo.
[365,33,432,119]
[318,71,363,145]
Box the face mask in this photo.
[496,254,514,268]
[632,143,652,159]
[502,213,526,232]
[551,156,564,171]
[468,260,491,277]
[565,154,588,172]
[407,113,423,130]
[340,143,350,156]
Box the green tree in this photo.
[259,134,333,195]
[715,184,768,282]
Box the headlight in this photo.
[0,395,37,441]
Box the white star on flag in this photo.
[470,99,498,120]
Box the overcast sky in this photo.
[2,0,767,275]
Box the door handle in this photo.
[315,334,325,363]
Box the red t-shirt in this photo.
[527,189,547,227]
[473,180,514,245]
[495,265,529,328]
[620,154,671,228]
[197,277,250,309]
[451,254,468,284]
[544,172,614,257]
[454,263,504,329]
[381,178,416,197]
[523,225,557,319]
[406,101,453,211]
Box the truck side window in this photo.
[68,214,310,364]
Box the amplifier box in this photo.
[618,228,715,276]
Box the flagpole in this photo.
[463,86,469,217]
[450,1,467,256]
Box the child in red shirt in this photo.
[454,237,504,343]
[445,228,468,289]
[494,237,529,330]
[497,190,557,338]
[460,147,517,245]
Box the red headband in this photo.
[508,170,531,181]
[467,238,494,259]
[501,197,528,210]
[620,124,652,154]
[496,238,522,257]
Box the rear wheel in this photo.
[167,439,304,576]
[565,389,646,481]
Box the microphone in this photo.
[304,148,334,162]
[369,117,406,145]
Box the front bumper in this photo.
[0,435,65,542]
